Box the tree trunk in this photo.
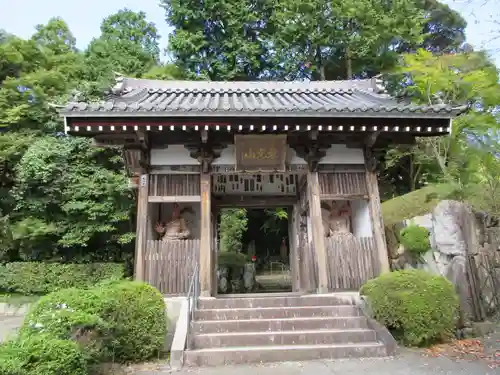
[316,46,325,80]
[346,46,353,79]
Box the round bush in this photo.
[21,298,111,362]
[24,281,167,362]
[399,225,430,255]
[360,269,459,346]
[96,280,167,362]
[0,334,89,375]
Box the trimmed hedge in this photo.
[23,280,167,362]
[218,252,250,267]
[360,269,459,346]
[0,334,89,375]
[0,262,124,295]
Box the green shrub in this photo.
[0,262,124,295]
[399,225,430,255]
[21,300,111,362]
[0,334,89,375]
[24,281,166,362]
[218,252,250,267]
[360,269,459,346]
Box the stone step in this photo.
[193,328,377,348]
[191,316,369,334]
[184,342,387,366]
[198,295,356,310]
[194,305,360,321]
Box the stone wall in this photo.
[387,200,500,322]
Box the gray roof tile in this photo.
[62,77,465,118]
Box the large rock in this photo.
[407,213,433,231]
[432,200,467,257]
[418,250,440,275]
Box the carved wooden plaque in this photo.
[234,134,287,172]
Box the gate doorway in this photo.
[215,207,292,295]
[211,171,304,296]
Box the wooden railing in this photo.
[325,236,378,290]
[144,239,200,295]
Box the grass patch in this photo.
[0,293,40,306]
[382,184,450,226]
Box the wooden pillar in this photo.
[290,204,301,292]
[211,210,218,296]
[364,149,390,274]
[134,173,149,281]
[199,171,213,296]
[307,171,329,293]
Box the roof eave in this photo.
[61,109,465,120]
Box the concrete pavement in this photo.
[127,349,497,375]
[0,315,24,343]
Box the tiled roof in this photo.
[62,77,465,118]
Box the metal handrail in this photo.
[185,262,199,350]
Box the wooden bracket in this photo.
[134,130,150,173]
[186,141,223,173]
[364,147,384,173]
[136,129,149,150]
[291,141,328,172]
[201,129,209,144]
[365,130,382,148]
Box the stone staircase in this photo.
[184,294,393,366]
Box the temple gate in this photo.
[61,77,464,296]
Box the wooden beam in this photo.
[134,174,149,281]
[320,194,369,201]
[307,170,329,293]
[364,148,390,275]
[148,195,201,203]
[213,195,297,208]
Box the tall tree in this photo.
[271,0,425,80]
[162,0,275,80]
[84,9,161,86]
[32,17,77,55]
[0,19,136,265]
[382,49,500,198]
[99,9,160,60]
[163,0,467,80]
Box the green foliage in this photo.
[219,209,248,253]
[0,13,146,264]
[0,334,89,375]
[360,269,459,346]
[162,0,274,80]
[399,225,431,255]
[9,136,134,261]
[84,9,160,83]
[24,281,167,362]
[0,262,124,295]
[260,208,288,235]
[163,0,464,80]
[381,184,447,225]
[20,308,110,362]
[383,49,500,207]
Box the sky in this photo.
[0,0,499,67]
